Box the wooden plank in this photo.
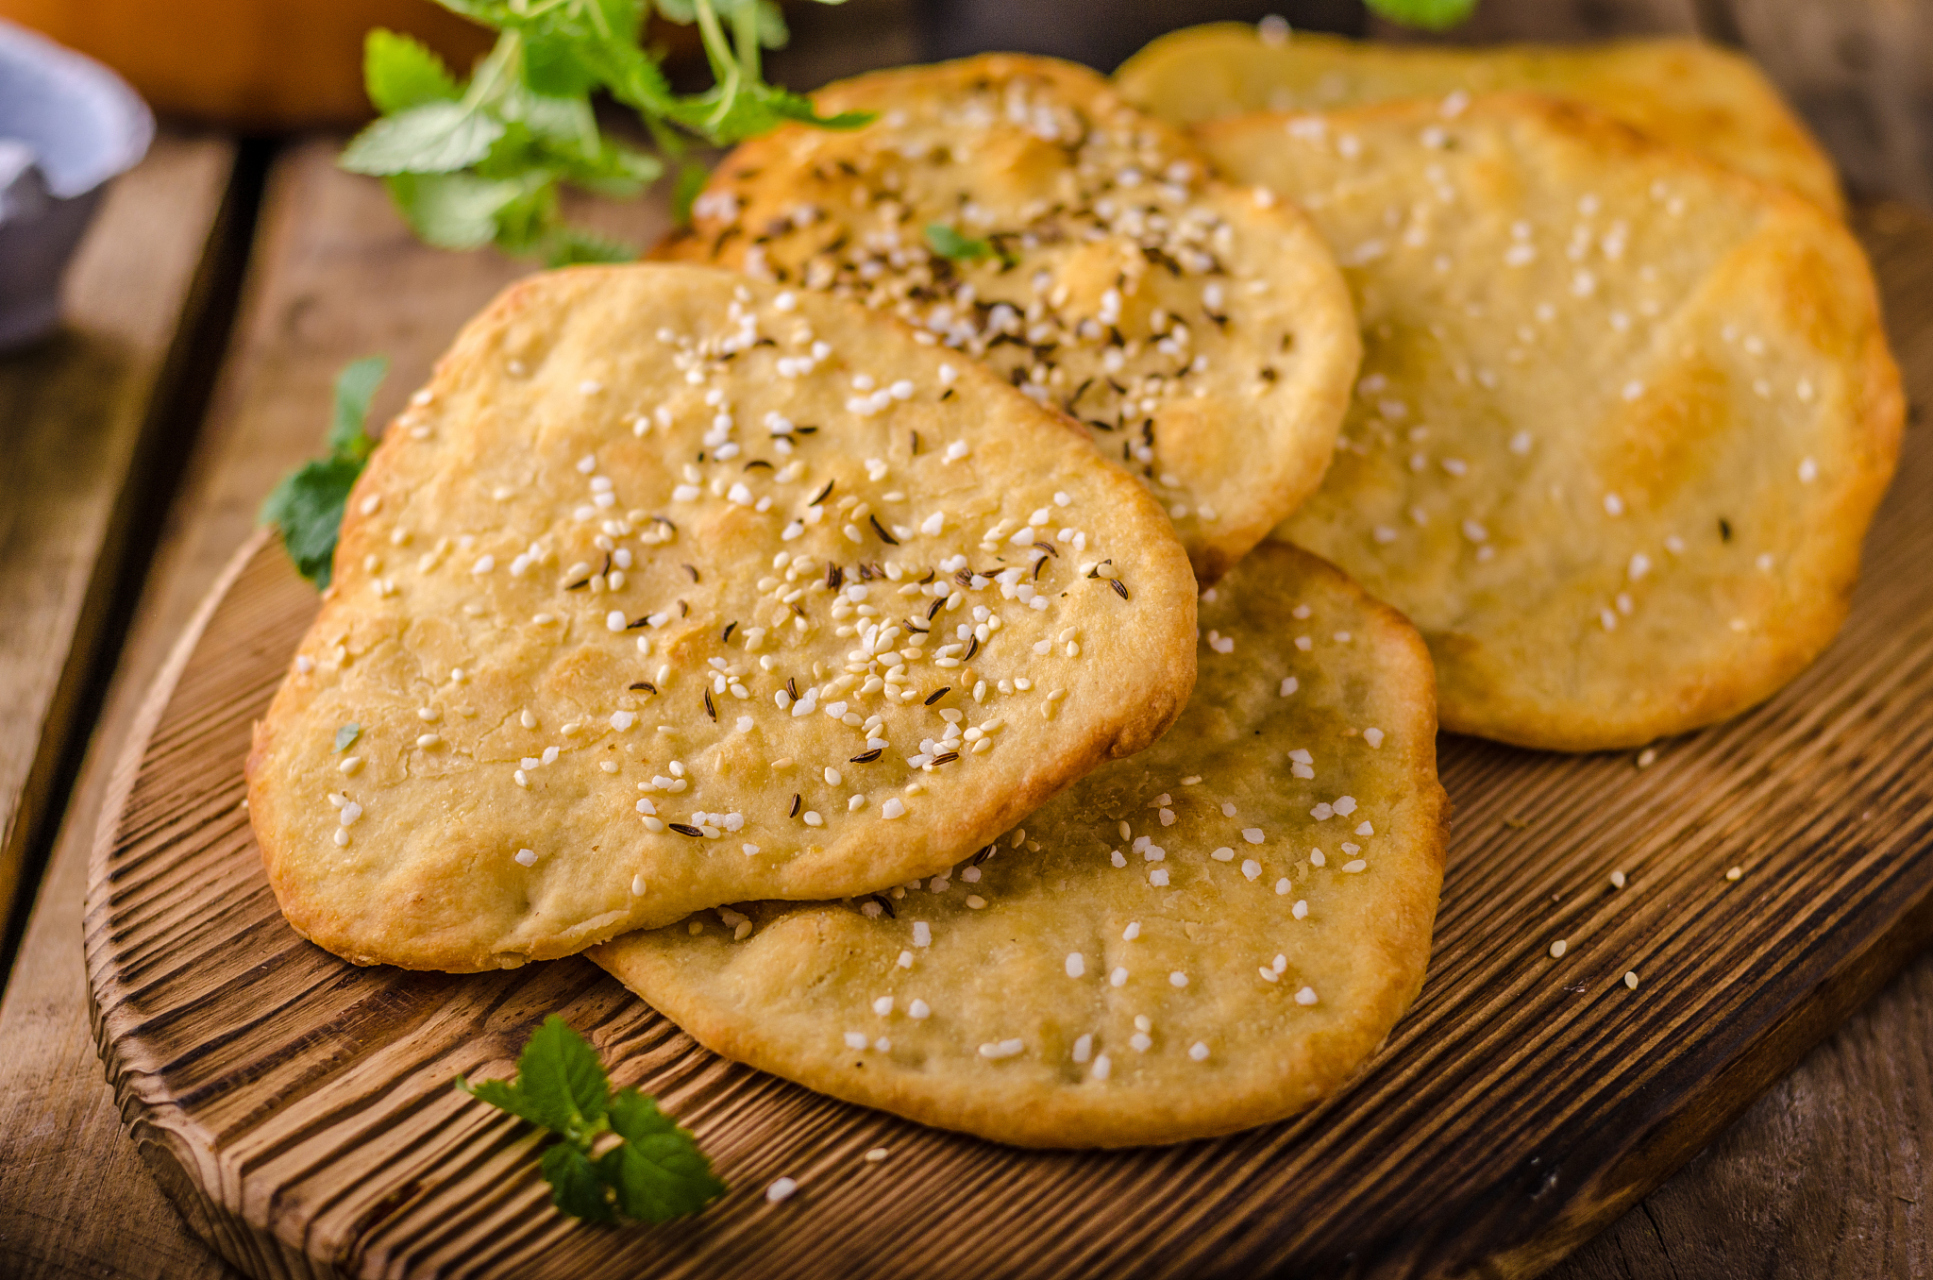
[75,181,1933,1278]
[0,132,238,956]
[1546,198,1933,1280]
[0,134,664,1280]
[1722,0,1933,207]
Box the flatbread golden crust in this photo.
[1196,95,1901,752]
[593,543,1445,1148]
[656,54,1361,585]
[247,264,1199,972]
[1115,25,1845,216]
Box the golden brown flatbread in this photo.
[1115,24,1844,215]
[658,54,1361,584]
[248,264,1199,971]
[594,543,1446,1147]
[1197,95,1900,751]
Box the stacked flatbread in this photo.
[250,38,1898,1149]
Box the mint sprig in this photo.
[344,0,870,266]
[458,1016,725,1224]
[1364,0,1479,31]
[260,356,389,590]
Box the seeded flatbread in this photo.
[593,543,1444,1147]
[1194,96,1901,752]
[1115,24,1843,216]
[657,54,1362,585]
[246,264,1199,972]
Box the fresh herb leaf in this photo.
[456,1016,724,1225]
[342,101,507,176]
[542,1144,619,1222]
[600,1088,727,1222]
[364,30,462,113]
[1364,0,1479,31]
[346,0,870,258]
[334,724,362,752]
[260,356,390,590]
[925,223,992,262]
[328,357,391,459]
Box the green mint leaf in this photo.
[334,724,361,752]
[385,172,527,249]
[1364,0,1479,31]
[456,1075,560,1129]
[925,223,992,262]
[342,102,507,176]
[547,227,638,266]
[521,39,599,99]
[259,457,362,590]
[540,1144,618,1223]
[327,356,390,459]
[513,1016,612,1138]
[364,30,462,113]
[598,1088,726,1223]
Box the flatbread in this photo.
[593,543,1446,1148]
[1195,95,1901,751]
[657,54,1361,585]
[1115,24,1844,216]
[247,264,1199,972]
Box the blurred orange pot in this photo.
[0,0,494,129]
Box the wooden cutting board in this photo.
[85,206,1933,1280]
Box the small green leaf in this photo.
[364,30,462,114]
[540,1144,617,1223]
[334,724,361,753]
[513,1017,613,1138]
[547,227,638,266]
[385,172,526,250]
[924,223,992,262]
[259,457,362,590]
[327,356,390,459]
[1364,0,1479,31]
[342,102,507,176]
[598,1088,726,1223]
[456,1075,556,1129]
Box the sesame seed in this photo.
[1726,866,1743,881]
[1549,939,1568,959]
[1294,987,1318,1006]
[514,848,537,867]
[1065,953,1085,977]
[766,1177,799,1204]
[1625,971,1640,990]
[1169,971,1188,988]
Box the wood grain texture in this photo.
[0,136,664,1280]
[0,133,236,952]
[77,196,1933,1278]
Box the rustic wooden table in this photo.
[2,1,1931,1277]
